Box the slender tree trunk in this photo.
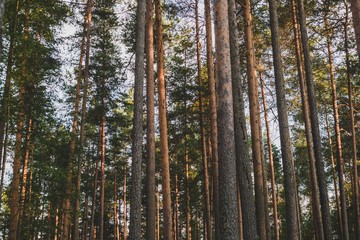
[129,0,146,239]
[155,1,173,239]
[185,144,191,240]
[123,164,128,240]
[242,0,267,238]
[268,0,300,237]
[174,174,180,240]
[0,114,9,207]
[344,2,360,237]
[90,141,100,240]
[195,1,212,238]
[325,113,342,239]
[145,0,156,238]
[228,1,258,239]
[349,0,360,59]
[324,15,349,240]
[156,191,160,240]
[114,154,119,240]
[204,0,219,238]
[296,0,333,238]
[290,0,324,238]
[74,1,92,239]
[99,98,106,240]
[0,0,19,186]
[259,76,279,240]
[213,0,240,239]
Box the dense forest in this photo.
[0,0,359,239]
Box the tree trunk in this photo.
[185,144,191,240]
[89,141,100,240]
[345,2,360,237]
[268,0,300,237]
[242,0,267,238]
[290,0,324,238]
[228,1,258,239]
[123,164,128,240]
[154,0,173,239]
[296,0,333,238]
[259,76,279,240]
[213,0,240,239]
[129,0,146,239]
[145,0,156,238]
[324,15,349,240]
[203,0,219,238]
[195,1,212,238]
[99,98,106,240]
[74,1,92,239]
[349,0,360,59]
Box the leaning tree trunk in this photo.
[155,0,173,239]
[213,0,240,239]
[228,1,258,239]
[242,0,267,238]
[345,2,360,238]
[129,0,146,239]
[268,0,300,238]
[297,0,333,238]
[145,0,156,238]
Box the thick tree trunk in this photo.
[195,1,212,238]
[259,77,279,240]
[74,1,92,239]
[154,0,173,239]
[204,0,219,238]
[228,1,258,239]
[213,0,240,239]
[242,0,267,238]
[129,0,146,239]
[145,0,156,238]
[297,0,333,238]
[268,0,300,238]
[324,15,349,240]
[345,2,360,238]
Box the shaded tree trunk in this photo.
[228,1,258,239]
[213,0,240,239]
[129,0,146,239]
[349,0,360,59]
[155,0,173,239]
[145,0,156,238]
[99,96,106,240]
[296,0,333,238]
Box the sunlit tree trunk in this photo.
[242,0,267,238]
[213,0,240,239]
[296,0,333,238]
[129,0,146,238]
[204,0,219,238]
[155,0,173,239]
[145,0,156,238]
[228,1,258,239]
[345,2,360,238]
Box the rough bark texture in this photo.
[242,0,267,238]
[213,1,240,239]
[145,0,156,238]
[128,0,146,239]
[228,1,258,239]
[345,2,360,237]
[268,0,300,238]
[350,0,360,59]
[155,0,173,239]
[204,0,219,238]
[195,1,212,238]
[297,0,333,238]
